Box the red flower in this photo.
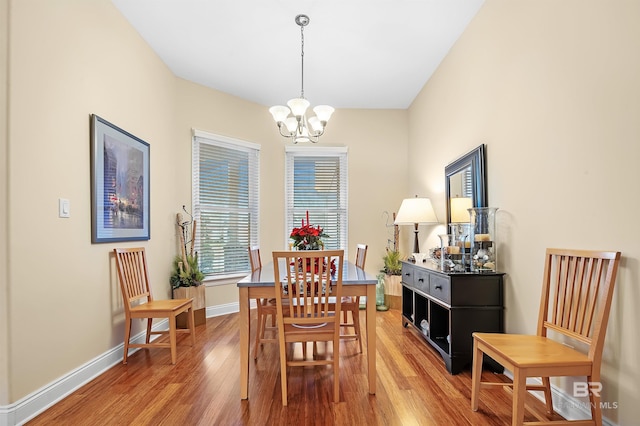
[290,213,329,250]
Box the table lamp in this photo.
[394,196,439,254]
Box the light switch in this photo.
[59,198,70,218]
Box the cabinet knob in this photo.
[418,278,424,282]
[435,285,442,290]
[405,272,411,277]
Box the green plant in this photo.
[381,248,402,275]
[171,206,205,288]
[170,254,205,288]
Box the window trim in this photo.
[192,129,260,282]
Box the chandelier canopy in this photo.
[269,14,334,144]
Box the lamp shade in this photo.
[287,98,310,117]
[308,116,323,132]
[450,197,472,223]
[269,105,291,123]
[394,197,439,225]
[313,105,335,122]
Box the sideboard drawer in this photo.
[430,274,451,304]
[401,263,415,287]
[414,270,429,294]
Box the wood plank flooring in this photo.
[27,309,566,425]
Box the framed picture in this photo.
[90,114,150,243]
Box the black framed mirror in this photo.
[444,144,487,226]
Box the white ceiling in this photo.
[111,0,484,109]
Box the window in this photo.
[285,146,348,255]
[192,130,259,278]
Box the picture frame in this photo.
[90,114,150,243]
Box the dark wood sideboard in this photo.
[401,260,504,374]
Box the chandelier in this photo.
[269,14,334,144]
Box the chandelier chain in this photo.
[300,24,305,99]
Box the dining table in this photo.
[236,259,378,399]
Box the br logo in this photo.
[573,382,602,397]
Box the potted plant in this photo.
[171,208,206,327]
[381,248,403,310]
[170,253,204,289]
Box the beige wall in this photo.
[408,1,640,423]
[2,0,408,405]
[0,0,9,407]
[6,0,182,401]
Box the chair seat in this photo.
[473,333,591,369]
[129,298,192,315]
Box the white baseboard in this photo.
[0,302,241,426]
[501,370,618,426]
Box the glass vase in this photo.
[448,223,470,271]
[438,233,466,272]
[468,207,498,273]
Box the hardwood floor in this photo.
[27,309,566,425]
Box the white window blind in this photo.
[462,168,473,198]
[192,130,259,278]
[285,146,348,256]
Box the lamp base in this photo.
[413,223,420,254]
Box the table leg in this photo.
[239,287,250,399]
[366,284,377,394]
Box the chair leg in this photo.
[279,339,288,406]
[253,307,264,359]
[123,318,132,364]
[169,314,178,365]
[333,341,340,403]
[512,369,527,426]
[471,339,482,411]
[588,374,603,426]
[541,376,554,414]
[188,307,196,346]
[352,308,363,353]
[145,318,153,344]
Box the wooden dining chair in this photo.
[339,243,367,352]
[272,249,345,406]
[471,248,621,426]
[114,247,196,365]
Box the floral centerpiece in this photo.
[289,211,336,276]
[290,211,329,250]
